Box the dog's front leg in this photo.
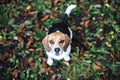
[64,55,70,61]
[47,57,53,66]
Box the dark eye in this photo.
[50,40,54,44]
[59,40,64,44]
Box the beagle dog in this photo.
[42,4,76,66]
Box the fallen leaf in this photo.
[17,36,24,47]
[28,48,36,52]
[24,20,32,25]
[0,54,12,62]
[51,0,60,6]
[17,23,25,33]
[27,57,33,64]
[93,60,106,71]
[84,20,91,27]
[38,67,46,74]
[50,74,56,80]
[26,36,34,48]
[42,61,47,68]
[50,11,59,18]
[46,67,54,74]
[85,41,92,46]
[82,8,89,14]
[40,15,50,21]
[39,50,44,57]
[28,11,38,15]
[12,69,20,78]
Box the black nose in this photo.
[54,48,60,54]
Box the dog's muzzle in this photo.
[54,48,60,56]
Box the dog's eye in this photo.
[50,40,54,44]
[59,40,64,44]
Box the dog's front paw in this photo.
[64,55,70,61]
[47,58,53,66]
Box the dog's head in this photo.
[42,32,71,56]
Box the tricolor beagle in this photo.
[42,4,76,66]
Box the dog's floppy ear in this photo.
[42,35,51,52]
[63,34,71,52]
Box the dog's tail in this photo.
[62,4,76,21]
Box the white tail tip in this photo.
[65,4,77,16]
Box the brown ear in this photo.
[42,35,51,52]
[63,34,71,52]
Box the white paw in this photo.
[64,55,70,61]
[47,58,53,66]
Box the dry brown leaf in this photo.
[12,69,20,78]
[24,20,32,25]
[28,11,38,15]
[40,15,50,21]
[28,48,36,52]
[110,54,118,62]
[84,20,91,27]
[38,67,46,74]
[18,36,24,46]
[54,0,60,5]
[85,41,92,46]
[27,57,33,64]
[80,20,91,27]
[80,21,84,26]
[17,23,24,33]
[50,74,56,80]
[93,60,106,71]
[39,50,44,57]
[51,0,60,6]
[0,54,10,61]
[50,11,59,18]
[93,63,102,71]
[42,61,47,68]
[46,67,54,74]
[83,53,89,58]
[26,36,34,48]
[82,8,89,14]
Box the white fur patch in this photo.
[68,27,73,39]
[65,4,77,16]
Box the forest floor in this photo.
[0,0,120,80]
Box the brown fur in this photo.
[42,32,71,52]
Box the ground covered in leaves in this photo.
[0,0,120,80]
